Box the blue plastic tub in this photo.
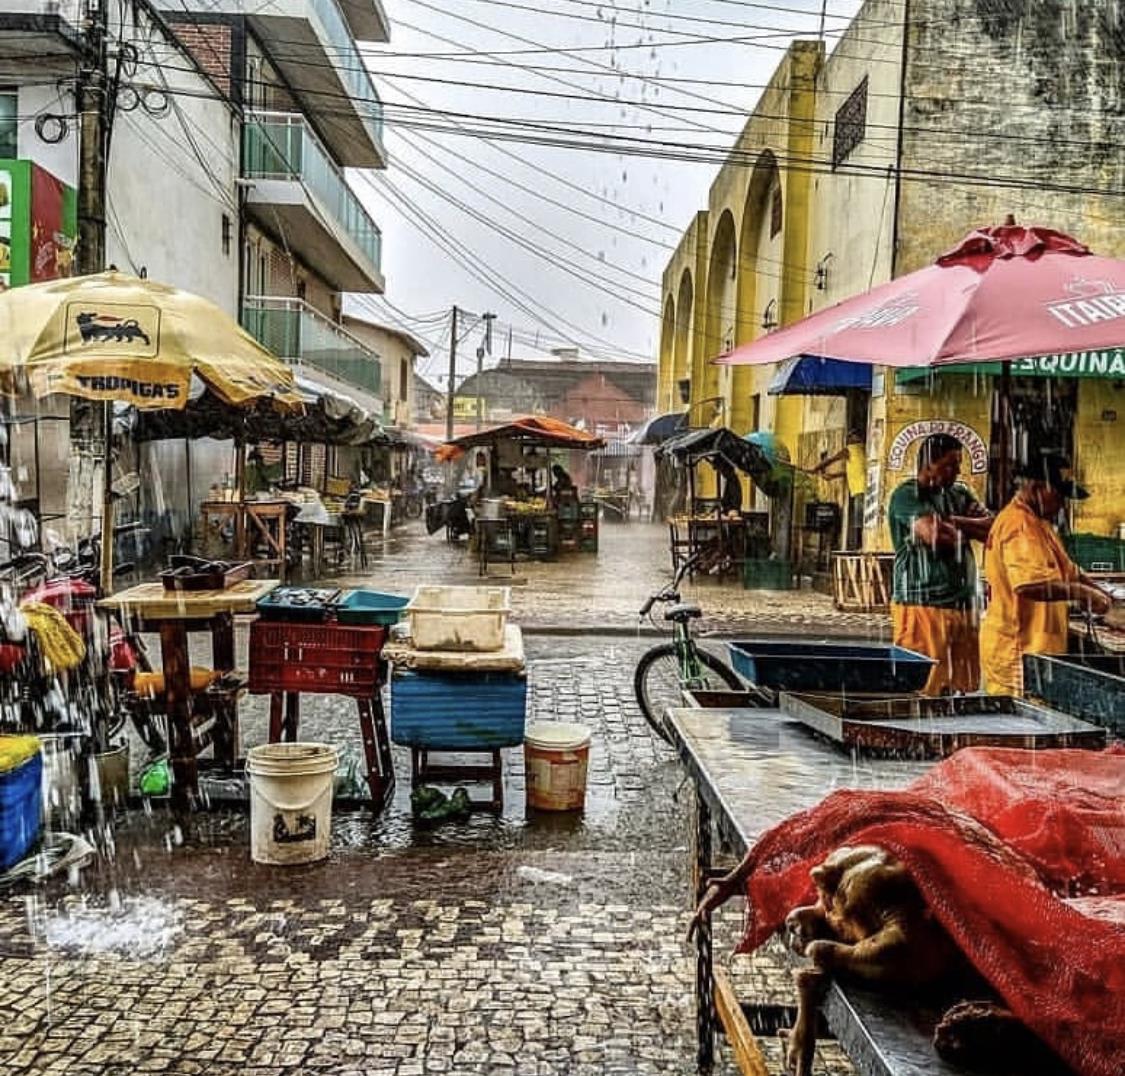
[391,670,527,749]
[728,640,935,694]
[0,752,42,870]
[335,590,410,627]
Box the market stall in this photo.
[435,417,605,568]
[669,701,1119,1076]
[130,375,389,577]
[655,427,781,581]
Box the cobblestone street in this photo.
[0,632,858,1075]
[0,528,872,1075]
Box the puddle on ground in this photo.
[31,892,183,960]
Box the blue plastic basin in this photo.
[335,590,410,627]
[728,640,935,694]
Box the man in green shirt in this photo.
[887,433,993,695]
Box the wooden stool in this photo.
[267,690,395,811]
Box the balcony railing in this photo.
[243,297,382,398]
[309,0,384,151]
[243,111,382,274]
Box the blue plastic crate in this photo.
[728,640,934,694]
[391,670,527,749]
[0,752,42,870]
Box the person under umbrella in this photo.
[979,452,1112,696]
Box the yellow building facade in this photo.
[658,0,1125,551]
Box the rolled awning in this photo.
[768,356,872,396]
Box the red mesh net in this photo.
[736,747,1125,1076]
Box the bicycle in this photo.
[634,551,759,743]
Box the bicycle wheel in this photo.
[634,643,743,744]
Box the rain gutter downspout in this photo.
[890,0,911,278]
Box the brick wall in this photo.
[168,21,233,96]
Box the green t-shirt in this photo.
[887,479,980,608]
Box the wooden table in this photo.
[669,515,749,577]
[665,705,1010,1076]
[100,580,279,809]
[201,500,289,577]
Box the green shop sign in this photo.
[0,159,77,289]
[896,349,1125,385]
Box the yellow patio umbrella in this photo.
[0,271,301,408]
[0,271,303,589]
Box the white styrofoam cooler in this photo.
[405,585,511,652]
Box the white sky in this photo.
[352,0,864,386]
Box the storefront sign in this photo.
[0,159,77,289]
[887,419,988,474]
[1009,350,1125,377]
[897,348,1125,384]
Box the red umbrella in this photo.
[717,225,1125,370]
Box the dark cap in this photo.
[1016,452,1089,500]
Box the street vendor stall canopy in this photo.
[126,374,387,447]
[435,416,605,461]
[656,426,789,498]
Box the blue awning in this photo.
[768,356,872,396]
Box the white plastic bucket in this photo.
[246,743,338,865]
[524,722,591,812]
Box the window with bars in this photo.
[769,185,783,238]
[833,77,868,168]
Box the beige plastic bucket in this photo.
[524,723,591,812]
[246,743,338,865]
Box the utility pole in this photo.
[476,312,496,431]
[77,0,109,277]
[73,0,114,589]
[445,304,458,442]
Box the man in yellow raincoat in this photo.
[980,453,1111,695]
[888,433,993,695]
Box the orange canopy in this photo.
[435,416,604,462]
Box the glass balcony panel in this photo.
[243,113,382,273]
[243,298,382,398]
[308,0,384,150]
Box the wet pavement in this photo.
[326,519,890,638]
[0,530,869,1074]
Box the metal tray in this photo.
[1023,653,1125,737]
[780,692,1106,757]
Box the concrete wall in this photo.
[14,81,77,187]
[104,8,240,312]
[342,318,422,427]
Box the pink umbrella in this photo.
[717,225,1125,370]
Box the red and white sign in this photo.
[887,419,988,474]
